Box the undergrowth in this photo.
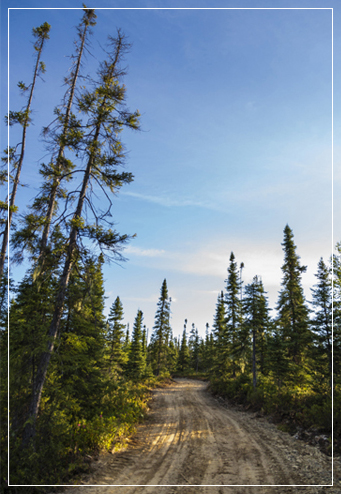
[209,373,340,456]
[2,375,167,493]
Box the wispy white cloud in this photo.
[125,245,166,257]
[122,191,218,210]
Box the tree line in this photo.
[0,7,339,490]
[104,226,340,402]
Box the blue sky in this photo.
[1,1,340,340]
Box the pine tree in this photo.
[177,321,190,373]
[189,323,200,372]
[0,22,50,278]
[212,291,227,376]
[276,225,311,383]
[123,324,131,357]
[201,323,213,372]
[9,271,57,436]
[309,258,332,387]
[107,296,126,375]
[11,8,96,276]
[225,252,243,377]
[243,276,270,389]
[53,255,106,418]
[127,310,146,381]
[22,30,140,445]
[267,323,291,388]
[150,279,171,375]
[167,334,178,374]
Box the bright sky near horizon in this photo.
[1,0,340,341]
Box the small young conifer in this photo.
[107,296,126,374]
[127,310,146,381]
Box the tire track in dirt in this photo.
[60,378,338,494]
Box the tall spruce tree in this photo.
[107,296,126,374]
[127,310,146,381]
[189,323,200,372]
[225,252,243,377]
[276,225,311,383]
[177,321,190,373]
[310,258,332,388]
[11,8,96,277]
[150,279,171,375]
[243,276,270,389]
[213,291,230,375]
[53,255,106,419]
[212,291,227,376]
[0,22,50,278]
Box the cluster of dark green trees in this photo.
[106,278,175,381]
[208,226,339,393]
[0,9,147,488]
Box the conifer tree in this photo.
[55,255,106,417]
[107,296,126,374]
[142,325,147,354]
[0,22,50,278]
[9,271,57,435]
[22,30,140,445]
[123,324,131,356]
[150,279,171,375]
[11,8,97,276]
[310,258,332,387]
[243,276,270,389]
[276,225,311,383]
[167,334,178,374]
[177,321,190,373]
[201,323,212,372]
[127,310,146,381]
[225,252,243,377]
[189,323,200,372]
[267,323,290,387]
[212,291,227,375]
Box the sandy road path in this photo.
[62,379,340,494]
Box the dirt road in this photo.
[62,378,340,493]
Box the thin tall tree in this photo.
[0,22,50,279]
[11,8,96,275]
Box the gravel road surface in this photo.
[61,378,340,494]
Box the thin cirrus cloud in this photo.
[124,245,166,258]
[121,191,218,210]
